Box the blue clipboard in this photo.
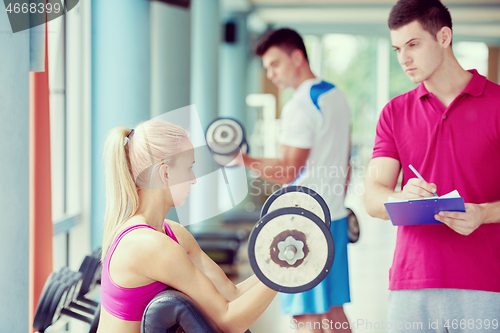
[384,197,466,226]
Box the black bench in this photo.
[141,288,251,333]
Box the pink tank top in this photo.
[101,221,179,321]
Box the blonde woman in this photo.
[96,120,277,333]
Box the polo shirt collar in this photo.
[463,69,487,97]
[294,77,321,97]
[416,69,487,99]
[416,82,429,99]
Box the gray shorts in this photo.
[388,289,500,333]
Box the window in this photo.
[454,41,489,76]
[48,0,91,298]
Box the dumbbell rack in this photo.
[33,249,102,333]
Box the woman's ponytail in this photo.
[101,127,139,261]
[100,121,189,261]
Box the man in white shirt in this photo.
[241,28,352,333]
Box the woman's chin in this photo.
[172,197,187,207]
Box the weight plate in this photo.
[91,248,102,260]
[79,255,90,275]
[206,118,245,155]
[72,271,84,300]
[211,138,249,168]
[49,283,70,327]
[240,138,249,154]
[64,279,77,308]
[57,268,74,307]
[65,271,83,304]
[79,256,92,296]
[261,185,331,229]
[89,260,102,293]
[248,207,335,293]
[347,208,360,243]
[57,266,70,278]
[82,257,99,296]
[212,152,239,168]
[37,279,61,331]
[33,272,57,331]
[67,271,82,305]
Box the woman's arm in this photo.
[170,222,260,301]
[234,275,260,299]
[136,231,277,333]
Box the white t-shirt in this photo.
[279,78,351,220]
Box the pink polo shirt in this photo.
[373,69,500,292]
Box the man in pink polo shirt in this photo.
[364,0,500,332]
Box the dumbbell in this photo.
[33,268,79,331]
[33,272,59,331]
[347,208,360,243]
[206,117,249,167]
[78,254,102,303]
[91,247,102,262]
[54,270,100,332]
[55,268,81,309]
[63,270,97,316]
[261,185,361,243]
[33,269,100,333]
[260,185,331,229]
[248,186,335,293]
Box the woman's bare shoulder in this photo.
[164,219,183,230]
[117,222,178,259]
[164,220,197,252]
[164,219,191,239]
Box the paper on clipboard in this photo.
[384,190,465,226]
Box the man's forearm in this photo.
[480,201,500,224]
[364,181,402,220]
[243,154,301,185]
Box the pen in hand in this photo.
[408,164,438,197]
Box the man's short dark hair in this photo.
[388,0,452,40]
[255,28,309,62]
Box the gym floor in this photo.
[230,175,398,333]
